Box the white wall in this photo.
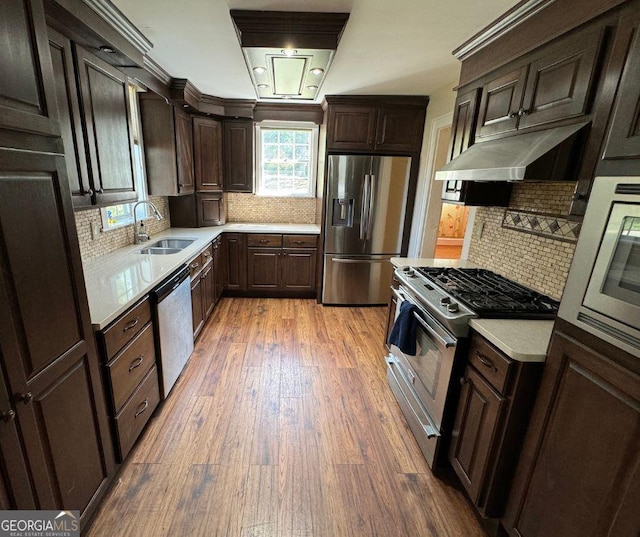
[408,80,458,257]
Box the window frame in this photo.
[254,120,319,198]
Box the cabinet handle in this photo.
[15,392,33,405]
[259,239,268,244]
[190,262,200,270]
[508,111,518,118]
[1,409,16,423]
[518,109,529,116]
[134,398,149,418]
[475,351,498,372]
[123,317,139,332]
[96,188,104,194]
[86,188,94,196]
[128,355,144,372]
[294,240,305,245]
[459,377,468,386]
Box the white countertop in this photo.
[390,257,554,362]
[83,223,320,329]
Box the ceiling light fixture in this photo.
[230,10,349,102]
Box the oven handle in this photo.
[390,287,406,301]
[413,312,457,349]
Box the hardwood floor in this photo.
[86,298,486,537]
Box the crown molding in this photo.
[143,56,171,86]
[453,0,555,61]
[254,103,324,124]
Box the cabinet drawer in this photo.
[102,296,151,359]
[468,333,513,394]
[114,365,160,461]
[106,322,156,412]
[283,234,317,248]
[201,244,213,265]
[247,234,282,247]
[188,252,203,279]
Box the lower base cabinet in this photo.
[501,321,640,537]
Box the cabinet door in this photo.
[224,233,247,291]
[281,249,316,292]
[193,116,223,191]
[174,107,194,194]
[201,263,215,319]
[477,66,527,139]
[247,248,280,291]
[0,148,114,519]
[518,26,604,129]
[327,105,377,151]
[197,193,224,226]
[47,27,92,209]
[75,45,137,206]
[601,13,640,165]
[449,366,504,505]
[503,331,640,537]
[191,275,204,339]
[213,238,224,304]
[374,105,426,153]
[223,120,253,192]
[0,0,59,136]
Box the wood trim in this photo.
[324,95,430,107]
[254,103,324,124]
[221,99,255,119]
[143,55,171,86]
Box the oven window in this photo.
[602,216,640,302]
[414,326,443,398]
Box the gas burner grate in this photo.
[416,267,559,319]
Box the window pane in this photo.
[294,145,309,161]
[263,130,278,143]
[279,130,294,143]
[294,131,308,144]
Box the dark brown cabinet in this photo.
[502,323,640,537]
[96,296,159,461]
[0,147,114,524]
[139,93,194,196]
[246,234,317,296]
[75,45,138,206]
[600,10,640,175]
[0,0,59,137]
[224,233,248,292]
[212,236,224,306]
[326,97,428,153]
[223,119,253,193]
[191,274,204,339]
[169,192,225,227]
[477,26,604,139]
[194,116,223,191]
[47,27,92,209]
[442,87,512,206]
[188,243,216,340]
[449,332,542,518]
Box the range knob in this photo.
[403,267,415,277]
[439,297,451,306]
[447,302,460,313]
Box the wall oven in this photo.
[386,283,462,469]
[559,176,640,357]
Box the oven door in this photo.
[388,286,458,430]
[583,202,640,331]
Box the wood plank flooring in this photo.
[86,298,486,537]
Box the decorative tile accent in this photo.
[227,193,317,224]
[75,196,171,262]
[467,183,578,300]
[502,209,581,243]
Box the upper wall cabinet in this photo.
[223,119,253,193]
[599,11,640,175]
[477,25,605,139]
[139,94,194,196]
[193,116,223,191]
[0,0,59,137]
[325,97,429,153]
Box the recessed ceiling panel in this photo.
[272,56,307,95]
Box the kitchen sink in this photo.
[148,238,195,249]
[138,247,183,255]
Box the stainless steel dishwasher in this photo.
[151,265,194,399]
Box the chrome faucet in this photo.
[133,200,163,244]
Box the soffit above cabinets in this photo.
[230,10,349,102]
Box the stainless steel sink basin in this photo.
[138,247,183,255]
[148,239,195,249]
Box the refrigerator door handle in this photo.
[360,174,370,240]
[367,174,376,239]
[331,257,387,264]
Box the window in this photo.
[101,84,149,229]
[255,121,318,197]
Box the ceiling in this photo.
[112,0,522,102]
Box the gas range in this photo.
[394,265,559,337]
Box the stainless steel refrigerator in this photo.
[322,154,412,305]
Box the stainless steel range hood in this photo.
[435,122,589,182]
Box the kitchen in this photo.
[1,0,639,536]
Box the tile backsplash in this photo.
[467,183,577,300]
[75,196,171,262]
[226,193,317,223]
